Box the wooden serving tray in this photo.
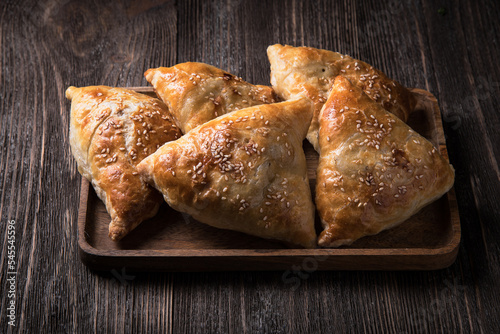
[78,88,460,271]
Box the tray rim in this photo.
[77,87,461,271]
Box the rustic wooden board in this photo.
[77,88,460,271]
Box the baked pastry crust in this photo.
[316,76,454,247]
[137,98,317,248]
[145,62,278,134]
[267,44,416,151]
[66,86,182,241]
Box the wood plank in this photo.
[0,1,177,333]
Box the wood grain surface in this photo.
[0,0,499,333]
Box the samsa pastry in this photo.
[137,98,317,248]
[145,62,278,133]
[316,76,454,247]
[66,86,182,241]
[267,44,416,151]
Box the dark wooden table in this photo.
[1,0,499,333]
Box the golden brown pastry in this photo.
[145,62,278,134]
[66,86,182,241]
[316,76,454,247]
[267,44,416,151]
[137,98,317,248]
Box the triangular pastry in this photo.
[137,98,317,248]
[316,76,454,247]
[66,86,182,240]
[145,62,278,134]
[267,44,416,151]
